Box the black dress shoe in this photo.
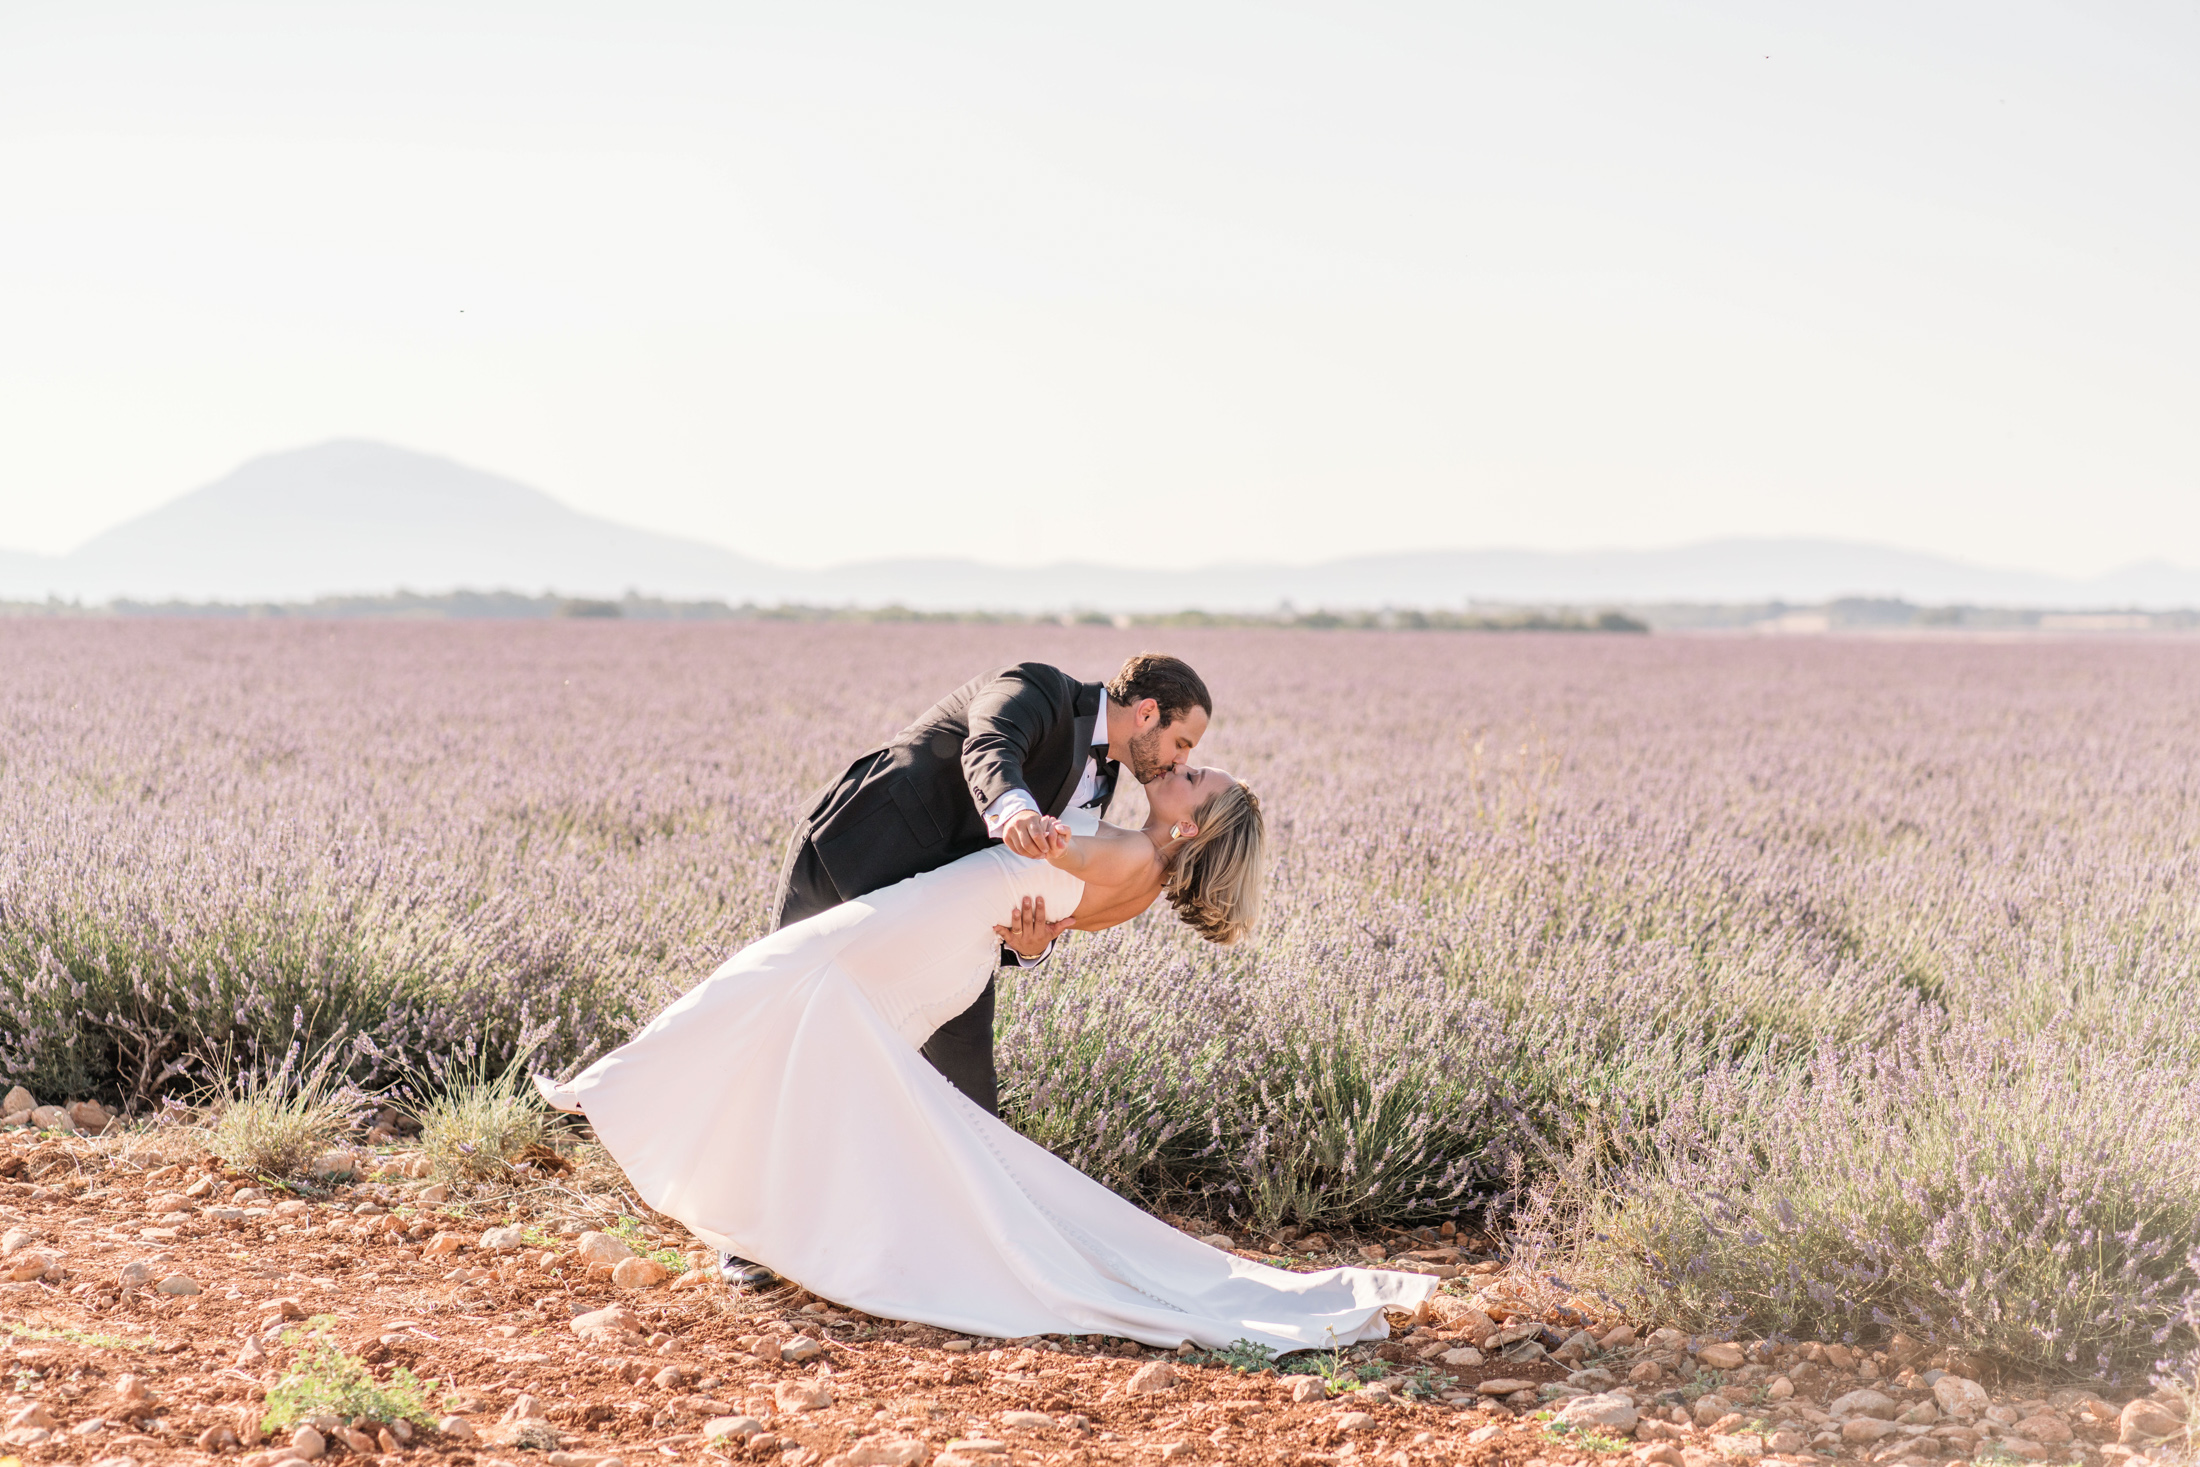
[720,1251,777,1286]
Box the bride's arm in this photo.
[1036,819,1155,889]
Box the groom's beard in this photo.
[1124,724,1173,785]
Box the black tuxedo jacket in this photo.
[780,662,1107,921]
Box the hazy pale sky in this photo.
[3,1,2195,573]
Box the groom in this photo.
[775,651,1212,1097]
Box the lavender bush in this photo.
[2,620,2196,1371]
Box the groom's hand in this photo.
[994,895,1077,959]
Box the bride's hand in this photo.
[1031,816,1072,859]
[993,895,1077,959]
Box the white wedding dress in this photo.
[555,818,1434,1351]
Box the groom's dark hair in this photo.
[1107,653,1211,729]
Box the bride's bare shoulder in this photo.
[1066,821,1161,891]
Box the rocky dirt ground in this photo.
[0,1125,2188,1467]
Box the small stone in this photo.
[2120,1399,2185,1444]
[30,1104,74,1132]
[0,1226,32,1255]
[1358,1243,1389,1261]
[571,1303,643,1343]
[1767,1429,1808,1453]
[999,1411,1054,1429]
[1600,1324,1637,1347]
[502,1393,547,1422]
[483,1419,561,1450]
[653,1365,688,1389]
[6,1250,55,1282]
[1290,1376,1329,1402]
[438,1415,479,1442]
[1158,1444,1191,1461]
[1710,1432,1766,1459]
[111,1374,156,1409]
[237,1338,268,1367]
[155,1271,202,1294]
[479,1225,526,1252]
[1693,1395,1734,1427]
[1442,1347,1484,1368]
[1831,1388,1899,1420]
[779,1333,823,1361]
[1637,1444,1685,1467]
[271,1199,310,1221]
[311,1150,357,1178]
[197,1425,240,1452]
[1337,1410,1376,1431]
[2,1086,33,1115]
[843,1438,928,1466]
[1558,1393,1640,1433]
[1766,1375,1794,1400]
[259,1296,308,1320]
[702,1416,764,1441]
[1127,1362,1181,1394]
[944,1441,1008,1456]
[1696,1342,1748,1371]
[417,1182,450,1203]
[1897,1401,1940,1426]
[1439,1303,1499,1344]
[1478,1378,1538,1396]
[145,1192,194,1215]
[773,1380,832,1413]
[576,1230,637,1264]
[940,1337,975,1352]
[290,1424,327,1460]
[1628,1361,1664,1384]
[1842,1418,1899,1443]
[184,1175,216,1198]
[424,1232,465,1257]
[2015,1414,2072,1445]
[612,1256,667,1287]
[1932,1375,1990,1418]
[7,1405,58,1431]
[1197,1233,1234,1248]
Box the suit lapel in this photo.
[1046,681,1105,818]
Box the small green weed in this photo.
[1276,1348,1386,1391]
[609,1215,685,1271]
[1391,1365,1449,1399]
[1541,1418,1633,1455]
[262,1325,439,1432]
[1186,1339,1279,1372]
[4,1323,140,1350]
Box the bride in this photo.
[540,763,1434,1350]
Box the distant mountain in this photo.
[3,441,807,605]
[3,440,2195,610]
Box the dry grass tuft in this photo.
[411,1057,549,1183]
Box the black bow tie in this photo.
[1083,745,1118,809]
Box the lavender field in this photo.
[2,621,2196,1378]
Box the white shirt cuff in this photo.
[982,787,1042,838]
[1011,939,1056,967]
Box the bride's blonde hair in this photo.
[1165,782,1265,945]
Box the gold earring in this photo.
[1169,822,1191,841]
